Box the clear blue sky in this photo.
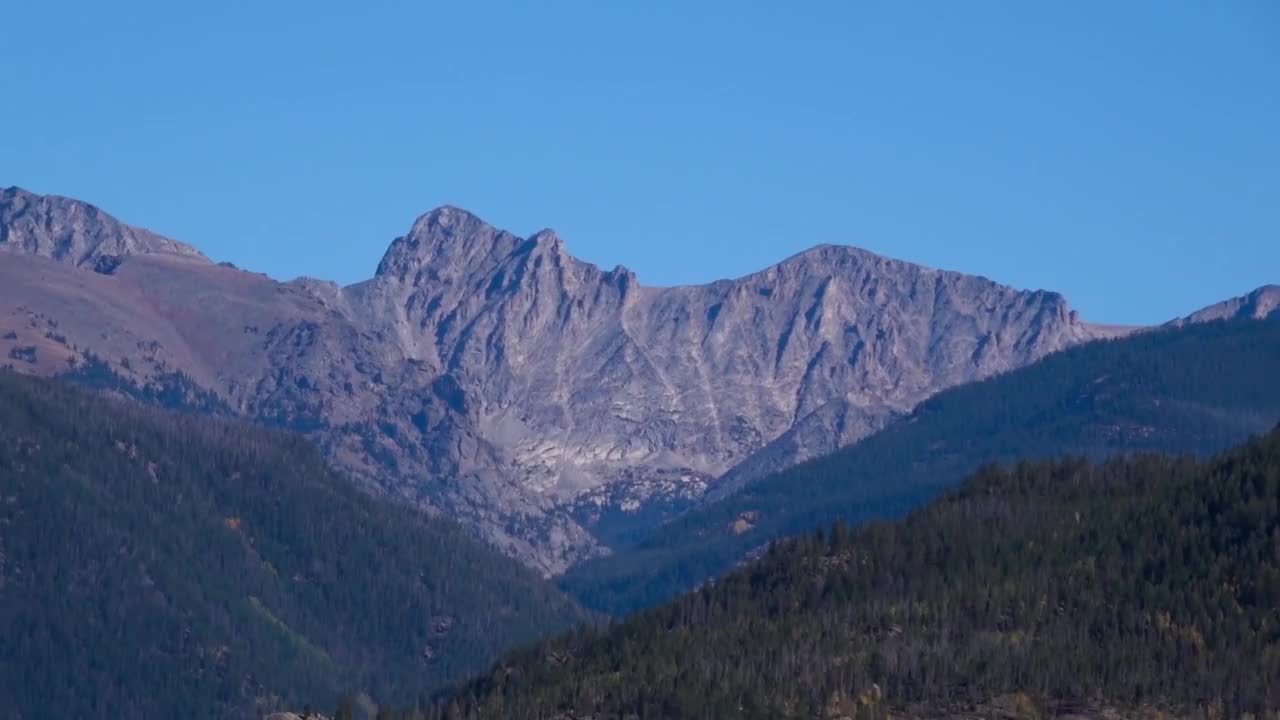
[3,1,1277,324]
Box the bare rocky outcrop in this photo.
[1167,284,1280,326]
[0,187,1164,573]
[348,210,1117,530]
[0,186,208,267]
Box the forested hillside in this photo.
[423,427,1280,719]
[562,316,1280,613]
[0,371,588,719]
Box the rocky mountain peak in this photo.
[528,227,567,253]
[1169,284,1280,327]
[375,205,530,283]
[410,204,489,236]
[0,186,208,268]
[374,205,640,298]
[779,242,881,265]
[1227,284,1279,320]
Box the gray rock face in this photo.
[0,188,1127,573]
[1168,285,1280,326]
[0,187,208,267]
[707,394,902,502]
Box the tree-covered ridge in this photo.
[423,427,1280,720]
[0,371,589,720]
[563,316,1280,614]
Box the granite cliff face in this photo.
[0,187,1127,572]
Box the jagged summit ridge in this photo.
[353,203,1106,517]
[0,187,1172,573]
[0,186,208,268]
[1170,284,1280,326]
[373,203,1074,327]
[375,205,524,280]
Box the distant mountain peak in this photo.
[789,242,882,260]
[528,227,564,248]
[1243,284,1280,316]
[376,205,521,281]
[1170,284,1280,327]
[374,206,578,284]
[409,204,489,235]
[0,186,208,268]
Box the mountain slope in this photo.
[561,315,1280,613]
[0,192,599,574]
[427,428,1280,719]
[1168,283,1280,326]
[0,371,588,720]
[0,187,1117,572]
[713,284,1276,501]
[0,186,207,268]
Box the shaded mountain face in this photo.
[0,370,588,720]
[0,187,1123,572]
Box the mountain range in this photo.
[1,186,1274,575]
[4,184,1279,719]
